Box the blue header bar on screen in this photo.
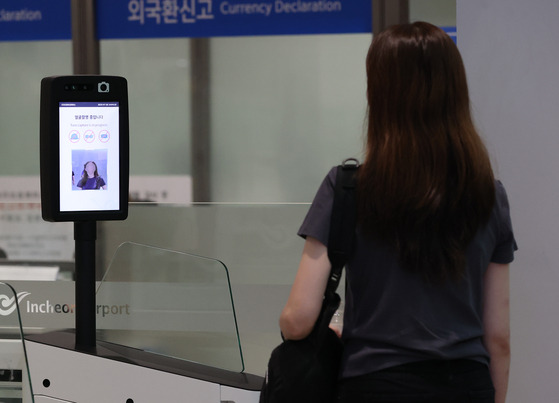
[96,0,372,39]
[0,0,71,42]
[60,102,120,108]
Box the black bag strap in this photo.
[312,158,359,338]
[325,158,359,298]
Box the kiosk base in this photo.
[25,331,263,403]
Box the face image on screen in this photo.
[58,102,120,212]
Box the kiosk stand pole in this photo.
[74,220,97,351]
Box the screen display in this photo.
[58,102,120,212]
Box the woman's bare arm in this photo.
[279,236,331,340]
[483,262,511,403]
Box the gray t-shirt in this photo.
[298,167,517,378]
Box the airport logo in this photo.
[0,291,130,317]
[0,291,30,316]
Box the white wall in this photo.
[458,1,559,401]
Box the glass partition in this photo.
[98,202,310,376]
[100,34,370,203]
[0,282,34,402]
[0,41,72,177]
[96,241,244,373]
[409,0,456,27]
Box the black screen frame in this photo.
[40,75,129,222]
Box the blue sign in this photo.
[0,0,71,42]
[97,0,372,39]
[441,26,457,44]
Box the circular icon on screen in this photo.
[84,130,95,143]
[99,130,110,143]
[69,130,80,143]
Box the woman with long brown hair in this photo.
[280,22,516,402]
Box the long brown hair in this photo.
[358,22,495,283]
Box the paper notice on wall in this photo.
[0,175,192,260]
[0,202,74,261]
[129,175,192,204]
[0,176,71,261]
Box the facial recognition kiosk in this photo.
[22,76,263,402]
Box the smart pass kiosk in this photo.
[27,76,262,402]
[39,75,130,350]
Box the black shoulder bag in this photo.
[259,159,359,403]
